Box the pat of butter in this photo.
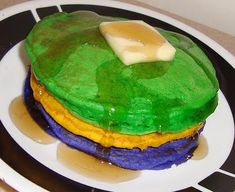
[99,20,176,65]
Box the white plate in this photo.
[0,1,234,192]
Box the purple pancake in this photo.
[24,70,202,170]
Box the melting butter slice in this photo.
[99,20,176,65]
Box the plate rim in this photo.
[0,159,48,192]
[0,1,234,192]
[1,0,235,68]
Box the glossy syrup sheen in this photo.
[9,92,207,175]
[31,72,203,149]
[100,21,165,45]
[192,134,208,160]
[57,143,140,182]
[100,21,166,61]
[9,96,56,144]
[24,11,219,135]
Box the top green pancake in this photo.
[25,11,219,135]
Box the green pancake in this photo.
[24,11,218,135]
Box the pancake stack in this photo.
[24,11,219,170]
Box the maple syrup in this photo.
[192,135,208,160]
[57,143,140,182]
[9,96,56,144]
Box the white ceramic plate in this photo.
[0,1,234,192]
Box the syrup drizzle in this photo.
[192,135,208,160]
[9,96,56,144]
[0,179,17,192]
[100,21,166,61]
[8,95,207,184]
[57,143,140,183]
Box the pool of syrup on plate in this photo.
[9,96,140,182]
[9,96,208,182]
[9,96,56,144]
[191,135,208,160]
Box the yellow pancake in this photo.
[30,74,202,149]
